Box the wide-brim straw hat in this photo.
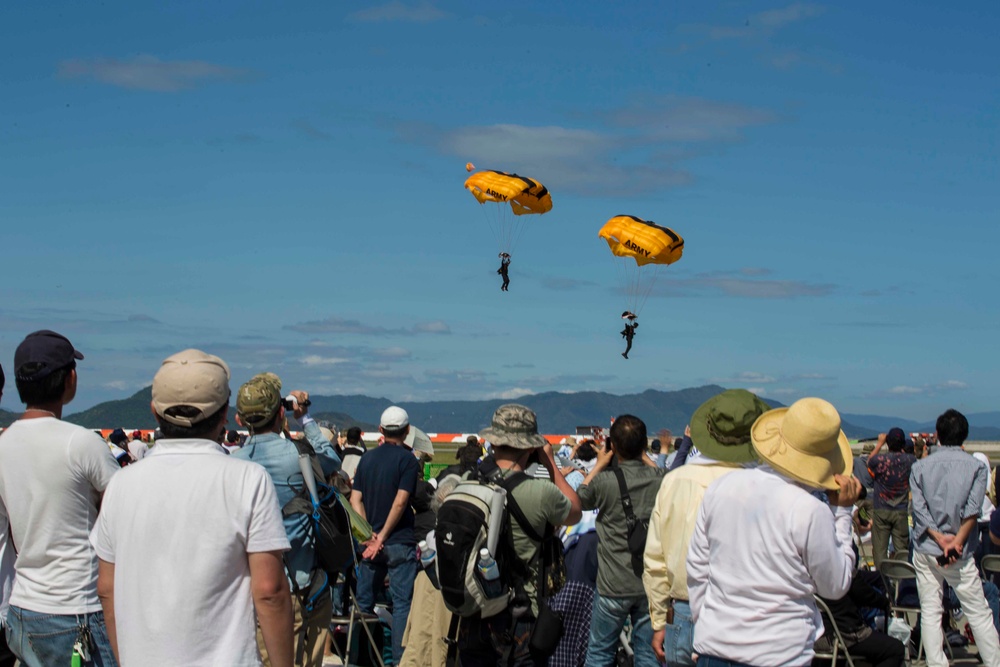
[479,404,548,450]
[689,389,771,464]
[751,397,853,490]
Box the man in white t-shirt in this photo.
[91,349,294,667]
[0,330,121,666]
[0,363,16,667]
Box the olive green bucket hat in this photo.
[689,389,771,463]
[479,404,548,450]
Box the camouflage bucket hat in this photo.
[479,404,548,450]
[236,374,282,428]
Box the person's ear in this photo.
[63,369,78,404]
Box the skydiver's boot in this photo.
[622,352,628,359]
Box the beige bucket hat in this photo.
[751,397,853,490]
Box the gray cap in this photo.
[479,404,548,450]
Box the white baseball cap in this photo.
[380,406,409,430]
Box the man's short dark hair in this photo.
[886,428,906,453]
[610,414,647,460]
[458,442,481,468]
[382,425,407,440]
[936,409,969,447]
[15,362,73,406]
[156,404,228,441]
[346,427,362,445]
[576,440,597,462]
[226,429,239,444]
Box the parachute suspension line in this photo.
[508,212,532,258]
[629,261,643,316]
[634,265,661,317]
[479,204,504,254]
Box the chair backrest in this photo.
[879,559,917,607]
[983,554,1000,578]
[813,595,856,667]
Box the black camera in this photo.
[281,395,311,411]
[936,548,960,566]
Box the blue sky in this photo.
[1,1,997,421]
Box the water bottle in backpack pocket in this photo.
[476,548,505,599]
[418,540,440,589]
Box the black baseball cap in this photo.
[14,330,84,381]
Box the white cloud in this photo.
[754,3,825,29]
[608,97,775,142]
[349,1,449,23]
[299,355,350,366]
[421,97,775,196]
[444,125,609,164]
[940,380,968,390]
[489,387,536,400]
[58,55,248,92]
[704,3,825,40]
[412,320,451,334]
[889,385,924,395]
[103,380,131,391]
[736,372,777,384]
[372,346,412,359]
[285,316,450,336]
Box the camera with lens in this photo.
[281,395,311,411]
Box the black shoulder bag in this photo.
[613,467,649,577]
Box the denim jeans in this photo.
[662,600,696,667]
[585,592,657,667]
[5,606,117,667]
[356,542,417,665]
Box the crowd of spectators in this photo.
[0,328,997,667]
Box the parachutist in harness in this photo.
[497,253,511,291]
[621,313,638,359]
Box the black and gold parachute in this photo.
[599,215,684,316]
[464,170,552,254]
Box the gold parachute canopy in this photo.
[464,170,553,216]
[599,215,684,267]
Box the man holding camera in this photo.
[233,373,341,667]
[911,409,1000,667]
[578,414,663,667]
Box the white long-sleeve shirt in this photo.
[687,466,856,667]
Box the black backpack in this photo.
[435,457,567,618]
[283,438,353,577]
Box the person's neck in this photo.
[22,403,62,420]
[494,457,524,472]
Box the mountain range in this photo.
[2,384,998,440]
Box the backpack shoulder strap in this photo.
[291,437,316,457]
[612,466,638,527]
[500,472,543,543]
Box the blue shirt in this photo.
[231,419,341,586]
[910,446,987,559]
[353,442,419,547]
